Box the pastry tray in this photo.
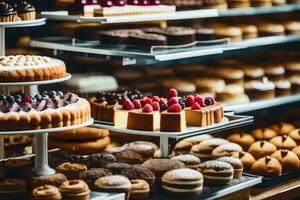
[92,114,253,139]
[246,170,300,188]
[150,174,262,200]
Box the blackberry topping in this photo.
[34,94,43,102]
[48,91,57,98]
[16,1,35,13]
[107,98,117,105]
[6,95,15,103]
[204,97,213,106]
[0,95,6,101]
[57,91,64,97]
[160,103,168,111]
[42,94,49,100]
[178,98,185,109]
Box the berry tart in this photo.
[0,91,91,131]
[0,55,66,83]
[0,2,17,22]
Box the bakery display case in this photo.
[1,0,300,200]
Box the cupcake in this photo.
[56,163,87,179]
[59,180,90,200]
[0,2,17,22]
[30,185,62,200]
[16,1,36,20]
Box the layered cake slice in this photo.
[127,100,160,131]
[114,99,140,127]
[160,103,186,132]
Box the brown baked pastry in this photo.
[0,55,66,82]
[56,162,87,179]
[237,24,258,39]
[130,179,150,200]
[115,150,144,165]
[227,133,256,151]
[119,165,156,187]
[236,151,256,170]
[202,0,228,9]
[250,128,277,140]
[161,79,196,96]
[274,80,292,97]
[289,129,300,144]
[59,180,90,200]
[31,173,67,189]
[211,25,243,41]
[216,157,243,178]
[216,84,250,104]
[251,0,273,7]
[251,156,282,177]
[227,0,251,8]
[211,67,244,85]
[126,141,158,158]
[289,75,300,93]
[243,66,265,81]
[171,154,201,170]
[30,185,61,200]
[269,135,297,150]
[190,138,229,161]
[244,80,275,100]
[0,179,28,200]
[192,77,226,95]
[174,135,213,155]
[257,22,285,36]
[248,141,277,159]
[272,0,286,5]
[292,146,300,158]
[284,61,300,76]
[212,143,243,158]
[269,123,295,136]
[263,64,285,81]
[79,168,113,190]
[271,150,300,171]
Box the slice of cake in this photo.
[160,103,186,132]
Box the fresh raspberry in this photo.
[167,97,178,107]
[144,98,153,105]
[138,0,149,5]
[152,96,160,103]
[101,0,113,7]
[113,0,126,6]
[128,0,139,5]
[168,88,178,99]
[167,104,182,113]
[191,102,201,110]
[152,102,160,111]
[149,0,160,5]
[159,98,167,105]
[22,95,32,104]
[132,99,142,109]
[142,104,153,113]
[194,95,206,107]
[123,99,135,110]
[205,96,216,105]
[185,95,194,107]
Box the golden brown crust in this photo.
[49,127,109,140]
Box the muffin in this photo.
[161,168,203,197]
[0,179,28,200]
[0,2,17,22]
[250,128,277,140]
[31,174,67,189]
[251,156,282,177]
[174,135,213,155]
[59,180,90,200]
[199,160,234,185]
[30,185,62,200]
[95,175,131,200]
[269,135,297,150]
[16,1,36,20]
[271,150,300,171]
[244,80,275,100]
[289,129,300,144]
[269,123,295,136]
[216,157,243,178]
[216,84,250,104]
[236,151,256,170]
[212,143,243,158]
[227,133,256,151]
[79,168,113,190]
[171,154,201,170]
[190,138,229,161]
[129,179,150,200]
[248,141,277,159]
[56,163,87,179]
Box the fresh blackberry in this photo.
[204,97,213,106]
[178,98,185,109]
[160,103,168,111]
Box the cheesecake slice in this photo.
[160,104,186,132]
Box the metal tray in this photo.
[150,174,262,200]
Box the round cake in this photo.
[0,55,66,82]
[0,91,91,131]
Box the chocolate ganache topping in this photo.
[0,2,16,16]
[16,1,35,13]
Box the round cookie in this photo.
[271,150,300,172]
[49,137,110,155]
[171,154,201,170]
[119,165,156,187]
[59,180,90,200]
[251,156,282,177]
[130,179,150,200]
[212,143,243,158]
[161,168,203,197]
[199,160,234,185]
[115,150,144,165]
[30,185,61,200]
[269,123,295,136]
[31,173,67,189]
[0,179,28,200]
[289,129,300,144]
[103,163,131,174]
[248,141,277,159]
[56,162,87,179]
[50,127,109,140]
[174,135,213,155]
[236,151,256,170]
[269,135,297,150]
[216,157,243,178]
[227,133,255,151]
[88,153,117,168]
[79,168,113,190]
[250,128,277,140]
[125,141,158,158]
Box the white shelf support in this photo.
[160,136,169,158]
[0,27,4,159]
[33,132,55,176]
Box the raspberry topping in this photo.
[149,0,160,5]
[122,99,135,110]
[113,0,126,6]
[101,0,113,7]
[167,104,182,113]
[142,104,153,113]
[159,98,167,105]
[185,95,194,107]
[128,0,139,5]
[191,102,201,110]
[143,98,153,105]
[168,88,178,99]
[152,96,160,103]
[167,97,178,107]
[132,99,142,109]
[22,95,32,104]
[194,95,206,107]
[138,0,149,5]
[152,102,160,111]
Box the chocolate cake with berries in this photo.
[0,55,66,83]
[0,91,91,131]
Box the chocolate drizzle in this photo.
[265,156,272,164]
[280,149,289,158]
[0,2,16,16]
